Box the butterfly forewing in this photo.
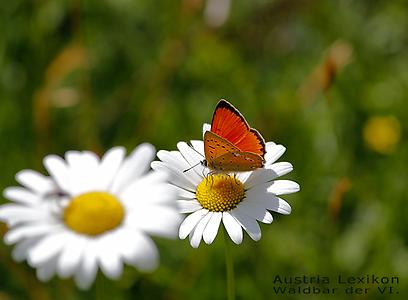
[202,99,267,172]
[204,131,239,162]
[211,100,265,156]
[204,131,264,172]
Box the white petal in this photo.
[177,200,202,213]
[97,234,123,279]
[28,231,70,266]
[265,144,286,165]
[111,143,156,194]
[177,141,204,162]
[126,206,181,238]
[230,209,261,241]
[3,187,42,205]
[246,187,292,214]
[243,163,293,188]
[270,197,292,214]
[203,212,222,244]
[97,147,126,190]
[156,150,190,173]
[140,184,179,205]
[121,231,159,271]
[43,155,72,193]
[234,171,252,184]
[176,142,204,182]
[57,235,85,278]
[64,151,101,195]
[5,223,62,245]
[36,255,58,282]
[266,162,293,176]
[111,228,136,262]
[66,149,98,168]
[236,201,273,224]
[74,241,98,290]
[174,186,196,199]
[268,180,300,195]
[202,123,211,137]
[262,211,273,223]
[12,238,40,262]
[157,148,203,185]
[190,212,213,248]
[190,140,205,157]
[179,209,208,239]
[222,212,243,244]
[107,228,136,264]
[0,204,50,226]
[242,170,272,188]
[119,172,175,207]
[16,170,55,194]
[151,161,197,192]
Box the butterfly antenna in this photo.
[183,161,201,173]
[187,142,205,158]
[183,142,206,173]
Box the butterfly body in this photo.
[203,100,266,172]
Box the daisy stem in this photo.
[96,275,106,300]
[223,227,235,300]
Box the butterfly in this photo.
[202,99,266,172]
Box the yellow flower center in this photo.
[196,174,245,212]
[63,192,125,236]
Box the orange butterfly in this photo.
[202,99,266,172]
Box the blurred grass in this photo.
[1,0,408,299]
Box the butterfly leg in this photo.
[208,174,215,189]
[233,173,239,184]
[203,171,214,188]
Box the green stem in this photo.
[95,275,104,300]
[224,227,235,300]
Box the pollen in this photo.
[196,174,245,212]
[64,192,125,236]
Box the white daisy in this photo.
[0,144,180,289]
[151,124,300,248]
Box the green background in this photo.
[1,0,407,299]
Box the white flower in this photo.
[151,124,300,248]
[0,144,180,289]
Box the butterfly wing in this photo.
[204,131,264,172]
[204,131,239,163]
[211,99,266,156]
[211,152,264,172]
